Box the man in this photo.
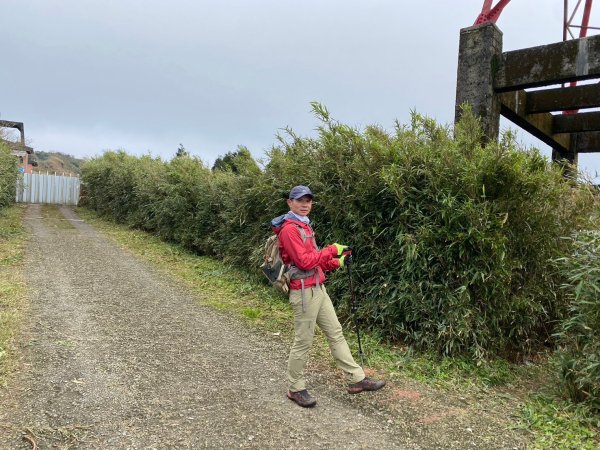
[271,185,385,408]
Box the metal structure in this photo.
[456,0,599,169]
[474,0,596,38]
[564,0,596,41]
[16,172,80,206]
[473,0,513,25]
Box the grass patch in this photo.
[40,204,75,229]
[76,207,600,448]
[515,394,599,449]
[0,205,27,385]
[242,307,262,320]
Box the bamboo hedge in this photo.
[81,105,599,361]
[555,231,600,411]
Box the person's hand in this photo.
[333,243,349,256]
[339,254,346,269]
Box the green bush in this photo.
[81,105,599,359]
[152,155,217,254]
[0,141,18,210]
[81,151,166,227]
[554,231,600,411]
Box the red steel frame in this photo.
[474,0,596,36]
[473,0,513,25]
[564,0,595,41]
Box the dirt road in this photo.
[0,205,525,449]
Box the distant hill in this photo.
[34,151,85,176]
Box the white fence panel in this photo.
[16,172,80,206]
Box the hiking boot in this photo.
[347,377,386,394]
[287,389,317,407]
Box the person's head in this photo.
[287,185,313,217]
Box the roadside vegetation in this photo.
[0,205,26,385]
[0,139,26,385]
[79,105,599,448]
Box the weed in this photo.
[0,205,26,385]
[516,394,599,449]
[242,308,262,320]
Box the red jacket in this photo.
[274,219,340,290]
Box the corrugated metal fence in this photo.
[16,172,81,206]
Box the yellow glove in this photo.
[333,243,349,256]
[339,255,346,269]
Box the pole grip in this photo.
[345,253,353,266]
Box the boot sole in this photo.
[347,382,386,394]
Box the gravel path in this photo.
[0,205,526,449]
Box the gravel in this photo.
[0,204,527,449]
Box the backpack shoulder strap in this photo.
[295,225,318,250]
[282,221,318,250]
[297,226,308,242]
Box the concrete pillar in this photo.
[455,23,503,143]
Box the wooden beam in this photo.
[526,83,600,113]
[499,91,570,152]
[553,111,600,133]
[500,91,599,162]
[495,34,600,91]
[569,131,600,153]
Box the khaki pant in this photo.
[287,285,365,392]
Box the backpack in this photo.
[260,225,316,295]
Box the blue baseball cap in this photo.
[288,185,313,200]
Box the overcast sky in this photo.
[1,0,599,180]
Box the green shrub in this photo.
[151,155,217,254]
[0,142,18,210]
[81,151,166,226]
[554,231,600,411]
[257,105,597,358]
[81,105,599,359]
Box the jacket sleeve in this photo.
[279,225,338,271]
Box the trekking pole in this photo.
[345,253,365,367]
